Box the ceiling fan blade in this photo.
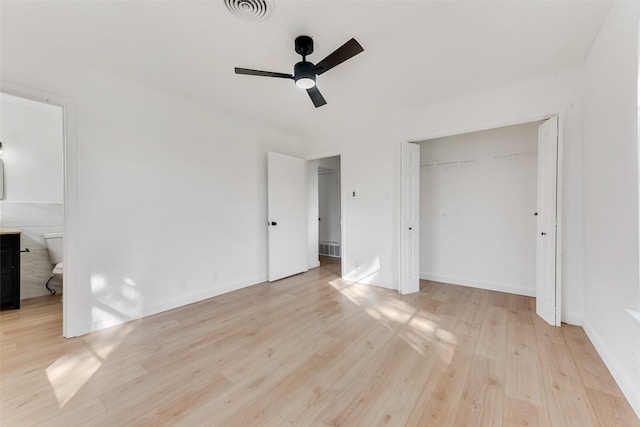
[307,86,327,108]
[314,38,364,76]
[234,68,293,79]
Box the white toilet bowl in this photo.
[44,232,63,295]
[44,232,63,264]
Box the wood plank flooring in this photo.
[1,263,638,426]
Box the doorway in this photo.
[307,155,343,277]
[402,117,562,326]
[0,83,78,337]
[0,92,64,325]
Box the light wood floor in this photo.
[1,264,638,426]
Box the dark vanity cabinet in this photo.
[0,232,20,309]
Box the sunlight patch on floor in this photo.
[46,320,135,408]
[329,276,458,364]
[46,275,140,408]
[46,348,102,407]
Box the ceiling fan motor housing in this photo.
[294,60,315,79]
[295,35,314,57]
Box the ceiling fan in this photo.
[234,35,364,108]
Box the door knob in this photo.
[541,232,546,236]
[270,221,277,226]
[409,227,413,230]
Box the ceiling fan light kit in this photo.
[294,61,316,89]
[234,35,364,108]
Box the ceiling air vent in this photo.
[224,0,273,22]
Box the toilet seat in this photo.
[52,263,63,275]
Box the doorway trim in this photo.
[404,112,564,325]
[306,152,345,279]
[1,81,79,338]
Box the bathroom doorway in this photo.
[0,90,66,332]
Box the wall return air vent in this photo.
[224,0,273,22]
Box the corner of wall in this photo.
[582,318,640,418]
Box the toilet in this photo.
[44,232,63,294]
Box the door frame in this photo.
[404,112,564,324]
[306,152,345,279]
[0,81,79,338]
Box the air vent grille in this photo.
[224,0,273,22]
[320,242,341,258]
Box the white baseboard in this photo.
[419,273,535,297]
[563,312,583,326]
[141,274,268,319]
[582,318,640,419]
[75,274,268,336]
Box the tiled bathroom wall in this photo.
[0,201,63,299]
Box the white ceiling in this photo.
[1,1,612,136]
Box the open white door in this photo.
[268,152,307,282]
[536,116,560,326]
[400,142,420,294]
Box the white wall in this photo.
[303,68,585,323]
[582,1,640,416]
[318,171,341,245]
[0,92,63,203]
[303,128,400,287]
[0,93,65,298]
[1,44,302,336]
[418,123,538,296]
